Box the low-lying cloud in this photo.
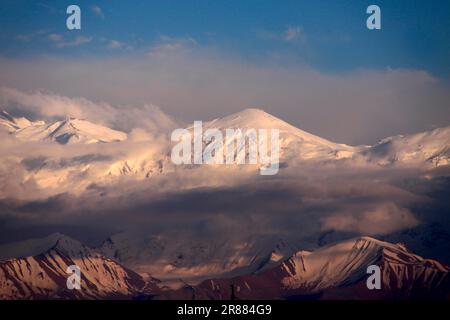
[0,87,179,134]
[321,202,420,235]
[0,39,449,256]
[0,147,441,250]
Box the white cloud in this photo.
[258,26,306,43]
[15,29,50,43]
[48,33,63,42]
[108,40,124,49]
[0,87,178,134]
[283,26,305,42]
[0,45,449,145]
[55,36,92,48]
[147,36,197,57]
[16,34,31,42]
[321,203,420,235]
[92,5,104,18]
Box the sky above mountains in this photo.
[0,0,449,144]
[2,0,450,75]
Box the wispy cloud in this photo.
[147,35,197,57]
[53,36,93,48]
[15,35,32,42]
[321,202,420,235]
[37,2,61,14]
[257,25,306,43]
[91,5,104,19]
[47,33,63,42]
[108,40,124,49]
[15,29,49,42]
[0,45,449,145]
[283,26,306,42]
[0,86,179,134]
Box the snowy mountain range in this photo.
[1,110,127,144]
[0,233,159,299]
[0,108,449,299]
[1,108,449,193]
[360,126,450,167]
[191,108,358,163]
[99,232,299,283]
[0,110,42,132]
[0,234,448,299]
[160,237,450,300]
[2,107,448,165]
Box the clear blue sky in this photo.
[1,0,450,76]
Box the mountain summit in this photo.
[1,234,448,299]
[0,110,37,132]
[157,236,450,300]
[0,233,159,299]
[1,110,127,144]
[0,108,448,191]
[14,117,127,144]
[195,108,357,162]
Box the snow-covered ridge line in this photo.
[2,107,448,165]
[1,233,449,300]
[0,110,43,132]
[0,233,159,299]
[1,110,127,144]
[0,108,449,191]
[156,236,450,299]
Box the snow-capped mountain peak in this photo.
[0,232,89,261]
[203,108,292,130]
[14,117,127,144]
[1,234,449,299]
[189,108,357,163]
[0,233,160,299]
[0,109,448,195]
[157,236,450,299]
[203,108,339,146]
[275,236,450,294]
[0,110,35,132]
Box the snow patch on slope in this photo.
[0,233,157,299]
[279,236,449,291]
[363,126,450,167]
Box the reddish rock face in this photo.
[0,235,160,300]
[157,237,450,300]
[1,236,449,300]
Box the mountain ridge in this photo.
[1,234,448,299]
[0,233,160,299]
[160,236,450,300]
[0,108,449,195]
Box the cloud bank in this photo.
[0,38,449,259]
[0,40,449,144]
[0,87,179,134]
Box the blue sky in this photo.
[1,0,450,76]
